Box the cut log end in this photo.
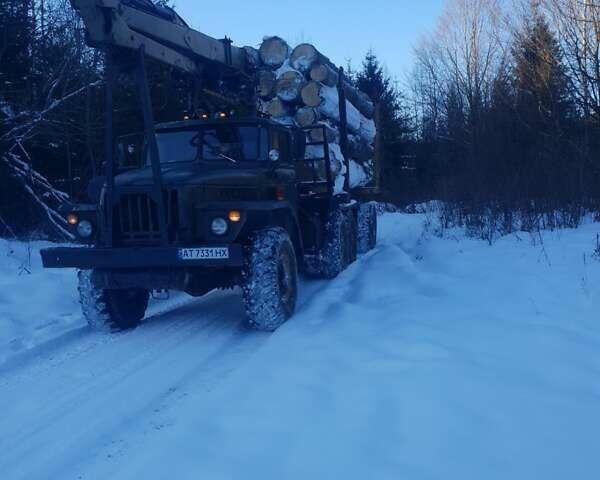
[295,107,319,127]
[256,70,277,99]
[266,98,291,118]
[259,37,291,69]
[290,43,322,72]
[276,70,305,102]
[301,81,324,108]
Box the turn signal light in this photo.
[67,213,79,226]
[228,210,241,222]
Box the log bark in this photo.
[259,37,290,69]
[344,87,375,119]
[301,81,376,142]
[256,70,276,99]
[348,134,375,164]
[275,70,305,102]
[294,106,319,127]
[309,63,339,87]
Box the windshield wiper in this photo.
[218,152,239,165]
[201,141,240,167]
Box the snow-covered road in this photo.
[1,213,600,479]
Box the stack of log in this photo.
[247,37,376,190]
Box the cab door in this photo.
[270,128,297,206]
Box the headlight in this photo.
[77,220,93,238]
[67,213,79,226]
[211,217,228,236]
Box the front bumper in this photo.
[40,245,244,270]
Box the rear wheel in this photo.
[78,270,149,331]
[357,203,377,253]
[318,207,353,279]
[242,228,298,332]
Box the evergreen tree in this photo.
[512,3,578,206]
[0,0,35,106]
[354,51,410,193]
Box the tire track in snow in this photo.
[0,290,265,478]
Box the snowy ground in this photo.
[1,213,600,479]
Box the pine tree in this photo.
[0,0,35,106]
[512,3,578,206]
[354,51,410,191]
[513,5,573,133]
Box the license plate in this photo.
[178,247,230,261]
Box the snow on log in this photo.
[275,70,305,102]
[256,70,277,99]
[259,37,290,69]
[349,159,372,188]
[309,63,339,87]
[348,134,375,163]
[294,106,320,127]
[305,142,345,176]
[344,87,375,119]
[360,116,377,143]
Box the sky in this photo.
[172,0,447,81]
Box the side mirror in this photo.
[116,134,144,169]
[269,149,280,162]
[118,143,140,168]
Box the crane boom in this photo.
[71,0,250,77]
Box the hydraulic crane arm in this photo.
[71,0,249,77]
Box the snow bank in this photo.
[0,238,83,366]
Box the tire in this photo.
[318,207,351,279]
[78,270,149,331]
[357,203,378,254]
[347,209,358,264]
[242,228,298,332]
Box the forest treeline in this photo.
[409,0,600,240]
[1,0,599,241]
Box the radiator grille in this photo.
[113,190,178,245]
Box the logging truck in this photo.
[41,0,379,332]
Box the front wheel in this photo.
[242,228,298,332]
[78,270,149,331]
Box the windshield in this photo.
[201,126,268,162]
[146,126,269,165]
